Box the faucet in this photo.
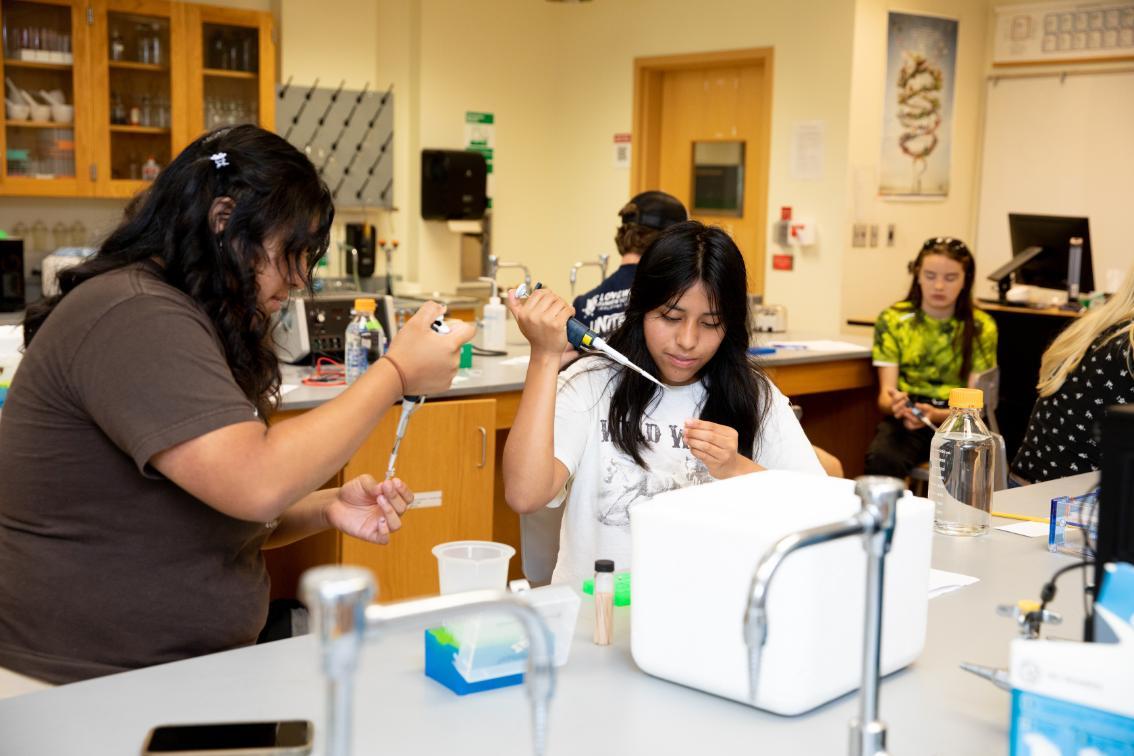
[301,565,556,756]
[487,254,531,291]
[743,476,904,756]
[568,254,610,299]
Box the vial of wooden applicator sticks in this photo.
[593,559,614,646]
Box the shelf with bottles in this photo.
[0,1,74,66]
[107,13,169,69]
[108,88,171,131]
[5,119,67,129]
[107,60,169,73]
[203,76,258,131]
[109,125,169,135]
[203,23,258,74]
[109,135,166,181]
[2,58,70,71]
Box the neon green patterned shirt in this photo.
[872,301,998,401]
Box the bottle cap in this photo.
[594,559,614,573]
[948,387,983,409]
[353,298,377,313]
[459,342,473,369]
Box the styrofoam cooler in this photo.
[630,470,934,715]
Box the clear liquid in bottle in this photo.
[929,389,994,536]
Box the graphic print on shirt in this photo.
[579,289,631,334]
[595,419,712,527]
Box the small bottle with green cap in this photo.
[929,387,994,536]
[593,559,614,646]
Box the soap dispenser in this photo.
[479,276,507,352]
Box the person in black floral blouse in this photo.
[1012,268,1134,483]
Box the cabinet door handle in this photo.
[477,426,487,468]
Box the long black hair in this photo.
[596,220,771,467]
[906,237,980,378]
[23,125,334,418]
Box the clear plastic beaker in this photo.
[432,540,515,595]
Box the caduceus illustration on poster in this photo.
[880,12,958,197]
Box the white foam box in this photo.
[630,470,934,715]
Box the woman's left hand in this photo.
[684,419,762,479]
[325,475,415,545]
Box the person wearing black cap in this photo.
[571,191,687,336]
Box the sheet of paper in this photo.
[279,384,300,396]
[996,521,1050,538]
[929,568,980,599]
[500,355,530,366]
[451,375,469,385]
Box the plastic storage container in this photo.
[930,388,994,536]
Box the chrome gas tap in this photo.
[301,565,556,756]
[743,476,904,756]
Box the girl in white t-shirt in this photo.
[503,220,823,587]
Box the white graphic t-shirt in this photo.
[549,358,824,587]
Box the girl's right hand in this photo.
[505,287,573,358]
[383,301,476,395]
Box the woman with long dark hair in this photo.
[0,125,473,684]
[502,221,822,587]
[864,237,998,478]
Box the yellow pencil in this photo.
[990,511,1049,524]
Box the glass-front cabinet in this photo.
[94,0,180,196]
[0,0,274,198]
[185,5,273,141]
[0,0,90,195]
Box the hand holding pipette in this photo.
[380,304,473,481]
[511,282,667,390]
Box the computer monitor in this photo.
[1008,213,1094,293]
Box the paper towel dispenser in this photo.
[421,149,487,221]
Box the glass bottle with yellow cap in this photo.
[929,387,994,536]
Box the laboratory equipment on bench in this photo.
[300,565,556,756]
[751,303,788,333]
[516,282,667,391]
[385,315,449,480]
[271,291,397,364]
[568,254,609,299]
[630,470,932,721]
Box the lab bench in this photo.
[266,335,879,602]
[0,474,1096,755]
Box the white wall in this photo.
[840,0,992,326]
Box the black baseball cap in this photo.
[619,191,687,231]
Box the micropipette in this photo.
[385,315,450,481]
[517,282,668,391]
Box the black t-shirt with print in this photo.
[1011,324,1134,482]
[571,263,637,336]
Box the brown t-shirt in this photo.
[0,262,272,684]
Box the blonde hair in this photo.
[1037,267,1134,397]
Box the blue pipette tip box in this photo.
[423,628,523,696]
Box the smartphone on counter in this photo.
[141,720,313,755]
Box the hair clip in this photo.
[210,152,229,169]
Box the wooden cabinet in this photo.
[0,0,274,198]
[265,398,497,603]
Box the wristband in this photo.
[381,355,409,396]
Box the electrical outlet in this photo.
[887,224,896,247]
[869,224,879,247]
[852,223,867,248]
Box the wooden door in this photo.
[633,49,773,295]
[342,398,496,601]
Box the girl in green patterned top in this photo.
[864,238,998,478]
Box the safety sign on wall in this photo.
[465,111,495,209]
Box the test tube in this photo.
[593,559,614,646]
